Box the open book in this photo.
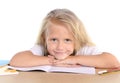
[8,65,95,74]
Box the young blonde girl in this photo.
[10,9,120,69]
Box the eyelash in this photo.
[50,38,72,43]
[51,38,57,41]
[65,39,71,42]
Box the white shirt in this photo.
[30,45,103,56]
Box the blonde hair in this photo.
[36,8,95,55]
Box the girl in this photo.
[10,9,120,69]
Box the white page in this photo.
[49,66,95,74]
[8,65,95,74]
[8,65,52,72]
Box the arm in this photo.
[76,52,120,68]
[9,51,51,67]
[53,52,120,68]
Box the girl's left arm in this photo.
[53,52,120,68]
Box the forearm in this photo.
[53,52,120,68]
[75,53,120,68]
[9,51,51,67]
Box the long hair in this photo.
[36,8,95,55]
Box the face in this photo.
[46,22,75,60]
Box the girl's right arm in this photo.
[9,50,51,67]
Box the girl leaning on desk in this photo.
[9,8,120,70]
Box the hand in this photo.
[50,56,81,67]
[48,55,55,65]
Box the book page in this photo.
[8,65,52,72]
[49,66,95,74]
[8,65,95,74]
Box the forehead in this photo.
[46,19,72,34]
[45,23,74,41]
[47,23,71,36]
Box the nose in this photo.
[56,41,64,50]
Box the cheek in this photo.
[66,44,74,52]
[68,43,74,50]
[46,43,55,52]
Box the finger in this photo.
[48,55,54,59]
[48,55,54,64]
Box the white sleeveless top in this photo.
[30,45,103,56]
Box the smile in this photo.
[54,51,66,55]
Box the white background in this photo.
[0,0,120,61]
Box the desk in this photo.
[0,71,120,83]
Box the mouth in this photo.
[53,51,69,59]
[54,51,66,55]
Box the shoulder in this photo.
[76,46,103,55]
[30,44,44,56]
